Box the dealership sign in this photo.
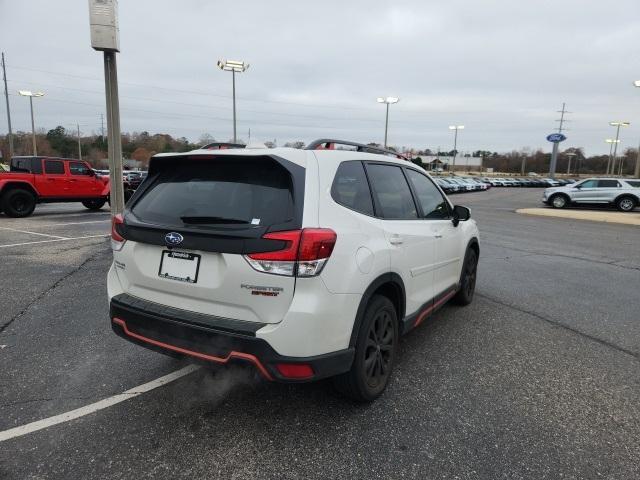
[546,133,567,143]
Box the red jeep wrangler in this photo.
[0,156,110,218]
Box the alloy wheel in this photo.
[364,310,395,388]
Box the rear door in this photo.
[36,159,68,197]
[115,155,305,324]
[364,162,437,316]
[595,179,621,201]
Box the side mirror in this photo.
[452,205,470,227]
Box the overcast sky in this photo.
[1,0,639,154]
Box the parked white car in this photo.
[108,139,480,401]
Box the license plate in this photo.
[158,250,201,283]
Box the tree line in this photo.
[1,128,637,175]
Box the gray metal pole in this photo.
[2,52,14,159]
[384,103,389,148]
[549,142,559,178]
[232,69,237,143]
[606,142,614,175]
[77,123,82,160]
[29,96,37,156]
[452,128,458,172]
[612,124,621,176]
[103,52,125,215]
[635,139,640,178]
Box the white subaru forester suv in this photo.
[108,139,480,401]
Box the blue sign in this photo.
[546,133,567,143]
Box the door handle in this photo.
[389,234,403,245]
[435,234,443,239]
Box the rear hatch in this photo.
[113,153,305,324]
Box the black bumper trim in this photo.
[109,297,354,383]
[111,293,265,336]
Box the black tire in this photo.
[615,196,636,212]
[1,189,37,218]
[453,248,478,306]
[82,199,106,210]
[333,295,398,402]
[549,193,569,209]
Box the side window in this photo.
[31,158,43,174]
[579,179,597,188]
[405,169,451,219]
[366,164,418,219]
[597,180,619,188]
[44,160,65,174]
[626,180,640,188]
[330,161,374,216]
[69,161,91,176]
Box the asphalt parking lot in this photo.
[1,190,639,480]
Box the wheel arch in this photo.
[0,181,39,199]
[614,193,638,205]
[348,273,406,348]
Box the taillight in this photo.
[111,214,126,251]
[244,228,336,277]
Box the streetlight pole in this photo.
[77,123,82,160]
[609,121,630,176]
[217,60,249,143]
[377,97,399,148]
[633,81,640,178]
[18,90,44,156]
[565,152,576,175]
[1,52,13,159]
[448,125,464,173]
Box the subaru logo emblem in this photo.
[165,232,183,246]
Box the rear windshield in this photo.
[131,158,295,229]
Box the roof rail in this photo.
[201,142,246,150]
[305,139,407,160]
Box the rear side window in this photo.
[597,180,620,188]
[405,169,450,219]
[626,180,640,188]
[366,164,418,219]
[10,158,32,172]
[331,161,374,216]
[44,160,65,174]
[131,158,295,229]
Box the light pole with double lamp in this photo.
[633,81,640,178]
[18,90,44,156]
[605,139,619,174]
[217,60,249,143]
[609,121,629,175]
[449,125,464,172]
[377,97,399,148]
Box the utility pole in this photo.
[548,103,570,178]
[1,52,13,159]
[100,113,105,138]
[77,123,82,160]
[635,139,640,178]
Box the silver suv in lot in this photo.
[543,178,640,211]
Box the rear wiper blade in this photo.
[180,216,250,225]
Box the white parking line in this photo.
[0,234,109,249]
[0,365,200,443]
[34,220,111,227]
[0,226,69,240]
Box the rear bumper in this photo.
[110,294,354,383]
